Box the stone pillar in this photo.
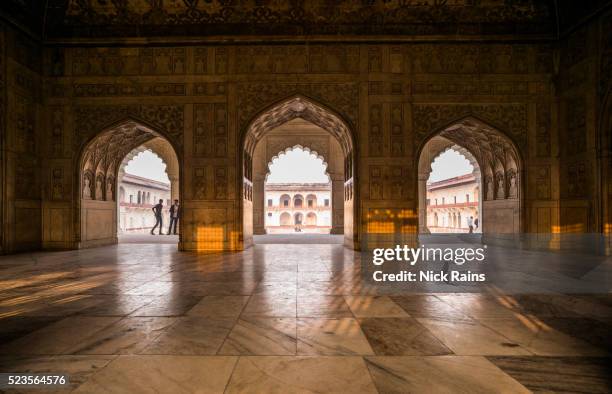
[170,176,179,201]
[253,177,266,234]
[418,172,430,234]
[475,174,483,232]
[330,172,344,234]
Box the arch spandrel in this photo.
[242,95,354,157]
[417,117,522,185]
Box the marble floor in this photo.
[0,243,611,393]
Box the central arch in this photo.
[75,119,182,248]
[240,95,357,248]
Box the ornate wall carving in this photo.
[390,103,406,157]
[74,105,184,149]
[368,104,383,157]
[72,48,186,76]
[48,106,64,158]
[14,94,35,154]
[410,44,531,74]
[47,1,554,39]
[73,83,186,97]
[237,82,359,132]
[566,160,588,199]
[413,103,528,148]
[566,97,587,156]
[535,166,551,200]
[214,167,228,200]
[369,165,411,200]
[51,168,64,200]
[194,103,227,158]
[536,101,551,157]
[192,167,206,200]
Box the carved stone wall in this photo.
[1,24,43,253]
[0,25,603,252]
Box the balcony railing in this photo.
[426,201,478,209]
[266,205,331,211]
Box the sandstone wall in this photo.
[0,10,610,252]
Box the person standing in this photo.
[151,199,163,235]
[167,199,180,235]
[467,216,474,233]
[474,217,479,231]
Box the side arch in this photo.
[74,118,182,249]
[416,116,524,238]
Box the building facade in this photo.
[265,183,332,234]
[118,174,171,233]
[426,174,481,233]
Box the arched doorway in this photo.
[279,212,291,226]
[306,212,317,226]
[280,194,291,208]
[294,212,303,225]
[241,96,357,248]
[418,117,522,240]
[117,139,179,240]
[263,146,332,235]
[293,194,304,208]
[76,120,181,248]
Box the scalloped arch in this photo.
[265,144,331,183]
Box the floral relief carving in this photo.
[237,82,358,132]
[74,104,184,149]
[412,103,528,148]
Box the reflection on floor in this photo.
[0,244,610,392]
[254,234,344,244]
[119,234,179,244]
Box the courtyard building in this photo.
[265,183,332,233]
[119,173,171,233]
[426,173,480,233]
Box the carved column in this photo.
[330,172,344,234]
[253,176,266,234]
[418,172,430,234]
[169,176,179,201]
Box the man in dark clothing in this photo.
[151,199,163,235]
[167,199,180,235]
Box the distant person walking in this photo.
[474,217,479,231]
[151,199,164,235]
[167,199,180,235]
[467,216,474,233]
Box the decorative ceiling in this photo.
[1,0,585,42]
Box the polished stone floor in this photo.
[0,243,611,393]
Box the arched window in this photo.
[280,212,291,226]
[306,194,317,208]
[294,212,303,225]
[280,194,291,207]
[293,194,304,207]
[306,212,317,226]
